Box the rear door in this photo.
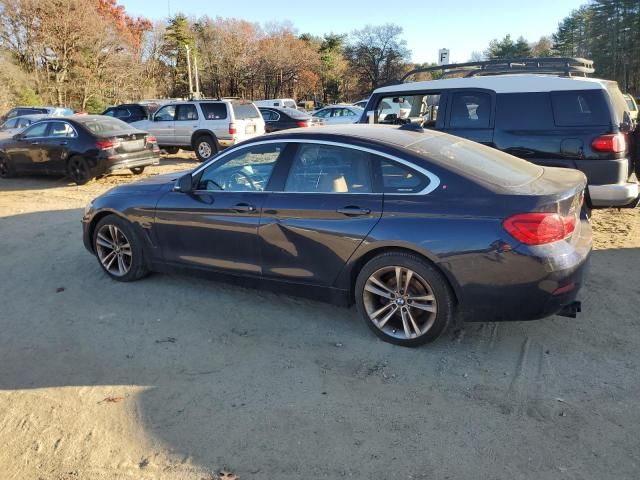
[443,90,495,145]
[174,104,199,145]
[41,121,78,173]
[259,141,383,286]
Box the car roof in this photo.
[9,113,49,121]
[374,74,611,95]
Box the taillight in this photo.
[503,212,576,245]
[296,121,310,128]
[228,123,237,135]
[591,133,626,153]
[145,135,156,144]
[96,139,117,150]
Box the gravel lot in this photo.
[1,156,639,480]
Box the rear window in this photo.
[410,135,543,188]
[232,103,261,120]
[283,108,311,120]
[200,103,227,120]
[77,117,132,135]
[550,90,610,127]
[495,93,554,130]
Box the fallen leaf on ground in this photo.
[98,396,126,404]
[155,337,177,343]
[56,287,65,293]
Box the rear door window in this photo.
[176,104,199,121]
[551,90,610,127]
[375,158,427,193]
[449,92,491,129]
[232,103,261,120]
[374,93,440,128]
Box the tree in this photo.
[345,24,410,95]
[163,14,196,97]
[530,36,554,57]
[485,34,532,59]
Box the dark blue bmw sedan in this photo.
[82,125,591,347]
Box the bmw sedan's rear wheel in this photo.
[355,252,453,347]
[67,156,92,185]
[0,155,14,178]
[93,215,148,282]
[195,135,217,162]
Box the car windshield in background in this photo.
[410,135,543,188]
[232,103,261,119]
[77,117,133,135]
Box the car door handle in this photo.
[30,141,39,145]
[232,203,257,213]
[337,206,371,216]
[58,141,68,145]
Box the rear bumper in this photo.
[588,182,639,208]
[105,153,160,173]
[458,219,592,322]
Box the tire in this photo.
[354,251,454,347]
[163,146,180,155]
[92,214,149,282]
[194,135,217,162]
[0,154,14,178]
[67,155,92,185]
[130,166,145,175]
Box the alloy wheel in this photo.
[362,266,438,340]
[68,157,89,184]
[95,224,132,277]
[198,141,212,159]
[0,158,9,178]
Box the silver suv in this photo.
[131,100,265,161]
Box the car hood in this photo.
[104,170,190,195]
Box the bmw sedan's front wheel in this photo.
[355,252,454,347]
[93,215,149,282]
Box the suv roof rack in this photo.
[400,57,595,83]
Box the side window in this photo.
[374,94,440,127]
[285,144,373,193]
[200,103,228,120]
[154,105,176,121]
[17,118,33,128]
[449,92,491,129]
[113,108,130,119]
[551,90,610,127]
[376,158,427,193]
[22,122,49,138]
[103,109,115,117]
[50,122,76,137]
[3,118,18,129]
[197,143,284,192]
[495,93,554,130]
[176,104,198,121]
[313,109,330,118]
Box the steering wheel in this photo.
[226,171,258,191]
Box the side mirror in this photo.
[13,133,23,141]
[175,173,194,193]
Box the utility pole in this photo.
[185,44,193,98]
[193,52,201,99]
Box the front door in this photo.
[153,142,288,275]
[260,142,383,286]
[150,104,176,145]
[7,121,50,173]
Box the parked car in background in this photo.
[259,106,314,132]
[0,114,48,140]
[254,98,298,110]
[360,58,639,209]
[131,99,265,161]
[623,93,638,121]
[102,103,152,123]
[82,124,591,347]
[0,106,73,122]
[0,115,159,184]
[312,105,364,125]
[352,99,369,109]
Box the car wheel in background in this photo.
[194,135,217,162]
[93,214,149,282]
[67,155,92,185]
[355,251,454,347]
[0,155,14,178]
[130,167,145,175]
[163,146,180,155]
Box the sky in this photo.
[120,0,586,64]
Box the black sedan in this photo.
[259,106,314,132]
[82,125,591,347]
[0,115,160,185]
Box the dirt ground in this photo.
[1,155,639,480]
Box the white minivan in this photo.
[254,99,298,110]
